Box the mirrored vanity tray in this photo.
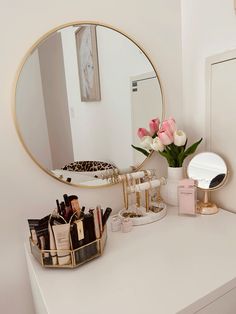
[29,227,107,269]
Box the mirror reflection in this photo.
[15,23,163,186]
[187,152,227,190]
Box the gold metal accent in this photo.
[122,179,129,210]
[123,174,130,209]
[197,190,219,215]
[121,170,161,212]
[145,190,149,212]
[135,178,141,208]
[12,20,165,189]
[156,186,163,203]
[186,152,229,215]
[29,226,107,269]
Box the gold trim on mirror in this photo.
[12,21,165,188]
[187,152,229,192]
[187,151,229,214]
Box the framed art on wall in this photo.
[75,25,101,102]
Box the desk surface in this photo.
[25,208,236,314]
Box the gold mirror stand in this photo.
[197,190,219,215]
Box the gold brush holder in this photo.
[30,227,107,269]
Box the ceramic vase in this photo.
[161,167,184,206]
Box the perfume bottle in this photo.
[178,179,197,216]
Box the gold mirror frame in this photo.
[12,21,165,188]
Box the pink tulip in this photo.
[161,117,176,134]
[137,128,150,139]
[149,118,160,135]
[158,129,173,145]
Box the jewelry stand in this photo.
[118,170,167,226]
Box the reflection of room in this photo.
[188,153,227,189]
[16,25,162,182]
[61,26,158,168]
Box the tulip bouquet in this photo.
[132,117,202,167]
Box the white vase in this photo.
[161,167,184,206]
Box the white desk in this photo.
[25,207,236,314]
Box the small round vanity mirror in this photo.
[187,152,228,214]
[14,22,164,188]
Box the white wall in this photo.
[60,27,82,162]
[62,25,154,169]
[38,31,75,170]
[15,50,53,169]
[0,1,182,313]
[181,0,236,143]
[96,26,154,168]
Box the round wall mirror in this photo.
[187,152,228,214]
[14,22,164,187]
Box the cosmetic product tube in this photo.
[96,205,103,234]
[178,179,197,216]
[83,213,97,258]
[48,221,58,265]
[63,194,73,221]
[35,222,49,249]
[76,219,87,262]
[56,199,60,214]
[60,202,66,218]
[28,219,40,244]
[91,208,101,239]
[84,214,96,243]
[52,223,71,266]
[111,216,121,232]
[49,212,67,265]
[35,224,51,265]
[102,208,112,227]
[70,219,87,264]
[121,218,133,233]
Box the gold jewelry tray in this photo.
[29,227,107,269]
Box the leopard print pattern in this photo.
[62,160,117,172]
